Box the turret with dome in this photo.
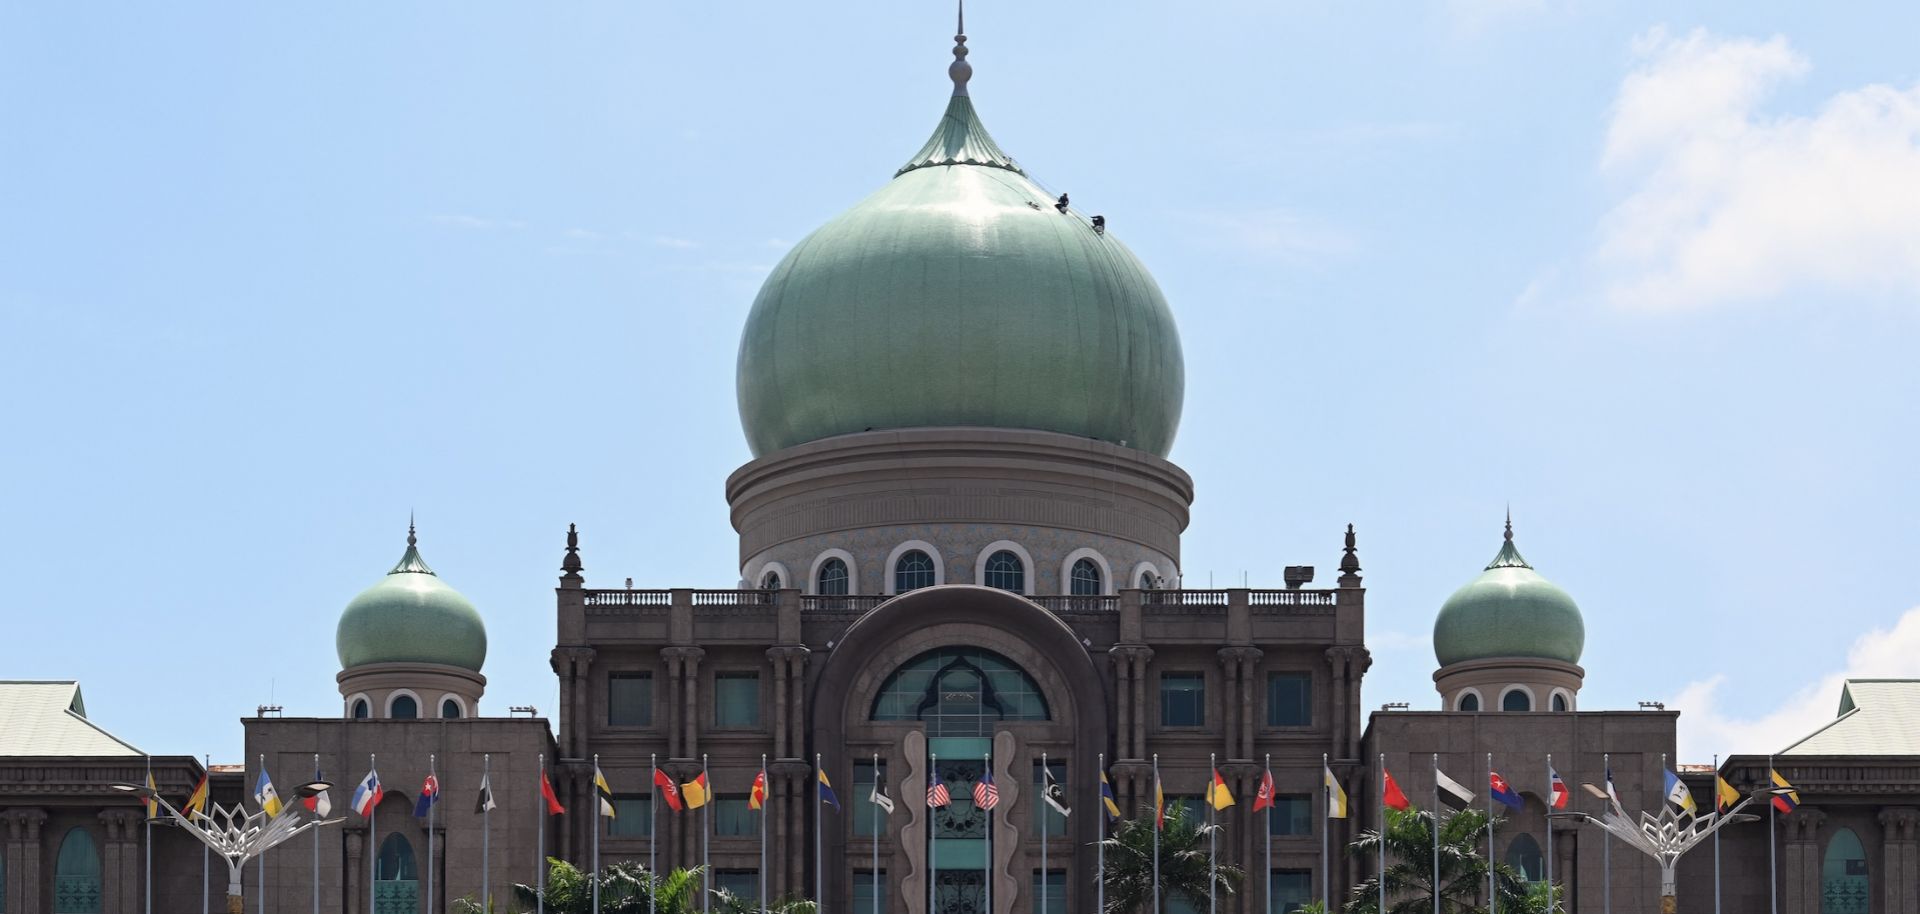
[1431,516,1586,712]
[334,523,489,720]
[726,17,1194,598]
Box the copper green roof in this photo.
[335,527,487,672]
[1433,522,1585,666]
[735,34,1184,459]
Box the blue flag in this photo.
[818,767,841,811]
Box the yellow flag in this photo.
[1325,765,1349,819]
[683,772,710,810]
[594,765,617,818]
[1715,775,1739,812]
[1205,769,1235,810]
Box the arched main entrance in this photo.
[375,833,419,914]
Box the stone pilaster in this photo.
[1783,806,1827,914]
[3,808,48,914]
[97,809,142,914]
[1110,645,1153,761]
[1881,807,1920,914]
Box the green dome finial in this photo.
[336,523,488,672]
[1432,516,1585,667]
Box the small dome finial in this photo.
[1504,505,1512,542]
[408,511,417,547]
[948,0,972,97]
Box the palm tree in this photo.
[1339,807,1557,914]
[1098,804,1243,914]
[711,887,817,914]
[505,859,709,914]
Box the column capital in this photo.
[662,646,706,662]
[1785,805,1828,842]
[1880,806,1920,841]
[95,808,141,841]
[1110,644,1155,663]
[0,807,48,840]
[1217,646,1263,667]
[766,645,812,662]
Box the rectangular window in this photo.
[714,797,757,837]
[1160,673,1205,727]
[715,870,759,905]
[1164,794,1204,827]
[608,795,652,837]
[1032,871,1066,914]
[714,672,761,728]
[854,761,889,837]
[608,673,653,727]
[1266,673,1312,727]
[1265,795,1312,836]
[1269,870,1312,914]
[1032,759,1067,837]
[852,871,887,914]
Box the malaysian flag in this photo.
[973,768,999,810]
[928,770,951,808]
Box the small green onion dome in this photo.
[1433,522,1585,667]
[335,528,487,672]
[735,36,1184,459]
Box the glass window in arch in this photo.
[1505,833,1543,882]
[816,558,850,596]
[1458,693,1480,712]
[871,647,1049,736]
[1823,828,1868,913]
[53,827,100,914]
[983,551,1024,592]
[440,698,462,719]
[390,695,419,719]
[760,570,782,590]
[351,699,370,720]
[1552,692,1570,712]
[895,550,936,593]
[1502,690,1532,712]
[1069,558,1103,596]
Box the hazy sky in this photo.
[3,1,1916,765]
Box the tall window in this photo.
[854,760,889,836]
[609,673,653,726]
[715,672,761,728]
[609,795,652,836]
[1267,673,1312,726]
[1502,689,1532,712]
[760,570,782,590]
[716,871,760,906]
[983,550,1024,592]
[1457,692,1481,712]
[895,550,936,593]
[1161,673,1206,727]
[1269,871,1312,914]
[1139,570,1158,590]
[351,699,370,719]
[1032,871,1066,914]
[816,558,850,595]
[440,698,462,719]
[53,828,99,914]
[1266,795,1312,836]
[1823,828,1868,914]
[852,871,887,914]
[871,648,1050,735]
[1505,833,1543,882]
[1070,558,1103,595]
[389,695,418,720]
[1552,693,1570,712]
[376,833,417,880]
[1032,759,1067,837]
[714,798,756,837]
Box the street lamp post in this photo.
[115,781,341,914]
[1549,786,1789,914]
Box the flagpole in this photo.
[204,754,211,914]
[370,753,378,914]
[930,752,939,914]
[1153,753,1161,914]
[1712,753,1721,914]
[1602,752,1610,914]
[1486,752,1495,914]
[873,752,881,914]
[1545,754,1554,912]
[1096,752,1105,914]
[1041,751,1049,914]
[145,755,152,914]
[1431,753,1439,914]
[1377,753,1385,914]
[1768,754,1777,914]
[1207,752,1216,914]
[1263,752,1272,914]
[539,753,548,914]
[484,753,493,912]
[313,753,321,914]
[429,754,438,914]
[982,751,992,914]
[599,753,608,914]
[1315,753,1324,909]
[258,754,266,914]
[761,754,770,914]
[816,753,824,914]
[645,753,655,914]
[700,754,711,914]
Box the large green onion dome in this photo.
[335,527,487,672]
[1433,521,1585,666]
[735,27,1184,459]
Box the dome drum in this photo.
[336,662,487,719]
[1433,656,1583,713]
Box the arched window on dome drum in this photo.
[983,551,1024,593]
[760,570,782,590]
[1552,693,1570,712]
[871,647,1049,736]
[1505,833,1544,882]
[1823,828,1868,914]
[816,558,849,596]
[53,827,100,914]
[1502,690,1532,713]
[390,695,418,720]
[1070,558,1103,596]
[351,699,370,720]
[375,833,420,913]
[1139,570,1157,590]
[441,698,462,719]
[895,550,936,593]
[1457,692,1480,712]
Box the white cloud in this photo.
[1591,27,1920,311]
[1670,604,1920,762]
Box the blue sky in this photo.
[3,1,1916,765]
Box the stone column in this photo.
[3,809,48,914]
[1783,806,1827,914]
[552,647,595,759]
[1109,645,1132,761]
[1110,646,1153,761]
[345,827,365,914]
[1881,807,1920,914]
[98,809,142,914]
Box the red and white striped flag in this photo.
[928,769,951,808]
[972,768,999,810]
